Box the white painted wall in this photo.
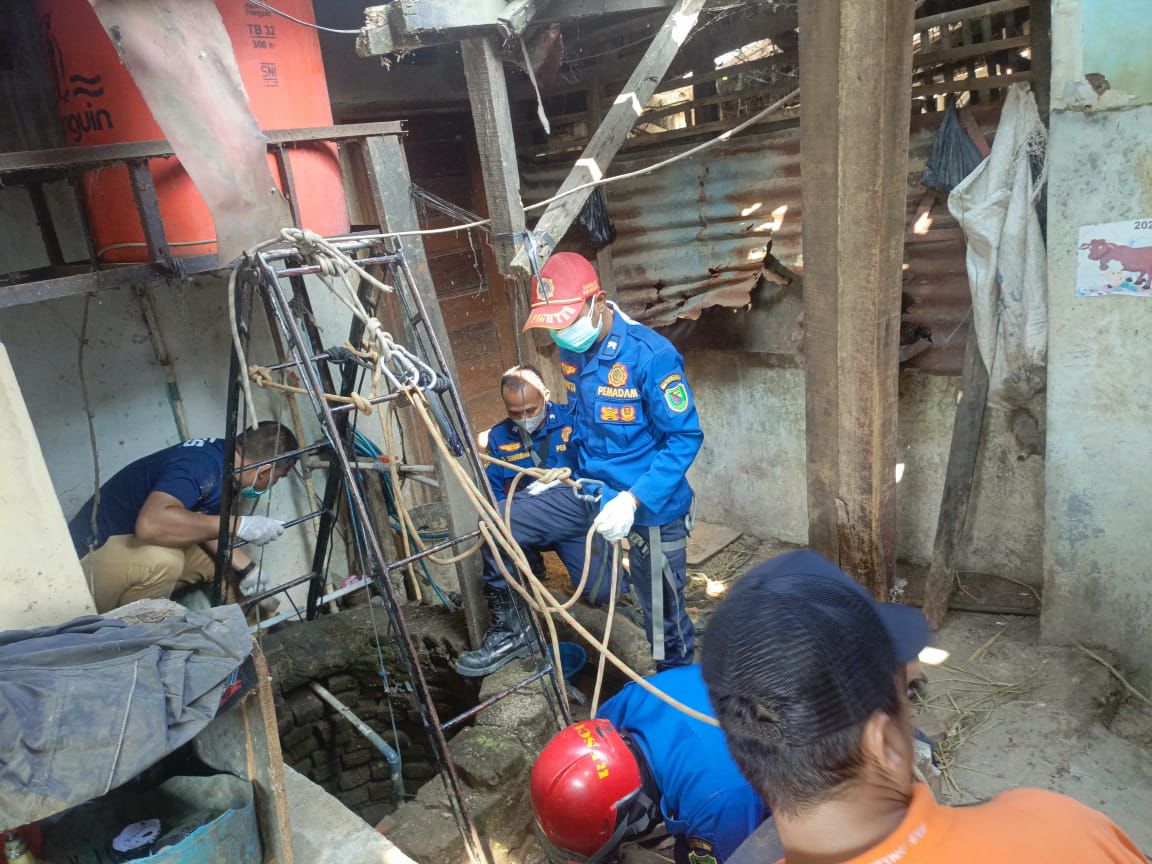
[0,343,96,629]
[1043,0,1152,688]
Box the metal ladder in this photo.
[213,235,570,863]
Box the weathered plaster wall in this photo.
[1042,0,1152,688]
[685,352,1044,582]
[0,343,96,629]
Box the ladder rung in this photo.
[441,665,554,732]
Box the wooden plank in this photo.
[0,254,220,308]
[360,134,489,647]
[497,0,548,35]
[910,71,1031,99]
[914,0,1027,31]
[922,323,990,627]
[193,647,295,864]
[460,36,557,388]
[913,33,1030,67]
[510,0,707,276]
[799,0,915,596]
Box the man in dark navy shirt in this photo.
[68,421,297,612]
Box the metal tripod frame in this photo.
[213,234,571,864]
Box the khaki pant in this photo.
[79,535,217,613]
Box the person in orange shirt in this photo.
[701,551,1145,864]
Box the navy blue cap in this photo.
[701,550,930,747]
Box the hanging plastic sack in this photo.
[948,84,1048,405]
[577,187,617,248]
[922,99,985,192]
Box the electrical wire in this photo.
[244,0,362,35]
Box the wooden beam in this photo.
[193,648,295,864]
[914,0,1027,32]
[799,0,915,597]
[360,134,489,647]
[498,0,548,36]
[922,324,990,627]
[460,35,557,387]
[511,0,706,276]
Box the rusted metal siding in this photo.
[522,107,999,376]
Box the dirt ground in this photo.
[545,533,1152,857]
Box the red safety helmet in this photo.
[530,719,657,863]
[523,253,602,332]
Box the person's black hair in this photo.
[236,421,299,470]
[712,679,903,817]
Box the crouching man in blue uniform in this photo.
[455,253,703,677]
[483,364,581,585]
[530,666,765,864]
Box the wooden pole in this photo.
[361,134,488,647]
[460,35,558,388]
[798,0,915,597]
[922,324,990,626]
[510,0,706,276]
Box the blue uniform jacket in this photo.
[598,666,766,862]
[559,306,703,526]
[484,402,577,503]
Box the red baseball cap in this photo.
[523,252,601,331]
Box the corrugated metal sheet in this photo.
[521,107,1001,376]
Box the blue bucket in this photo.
[555,641,588,681]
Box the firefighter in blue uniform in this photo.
[455,253,703,677]
[530,665,765,864]
[483,364,577,504]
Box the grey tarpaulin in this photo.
[0,605,251,829]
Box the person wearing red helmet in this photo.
[531,666,765,864]
[455,252,703,677]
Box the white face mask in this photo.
[515,410,546,435]
[550,301,603,353]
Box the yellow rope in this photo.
[249,365,375,414]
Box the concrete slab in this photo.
[284,765,418,864]
[686,521,742,566]
[916,612,1152,853]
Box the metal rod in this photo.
[276,253,400,278]
[330,389,406,415]
[248,574,371,622]
[231,508,328,549]
[310,682,406,802]
[383,530,481,574]
[239,571,315,607]
[441,666,553,733]
[260,236,382,262]
[212,270,248,605]
[258,255,488,864]
[232,440,327,474]
[262,351,334,372]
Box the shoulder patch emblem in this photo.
[659,372,682,390]
[560,361,578,376]
[686,839,717,864]
[607,363,628,388]
[561,426,572,442]
[497,442,521,453]
[664,382,690,414]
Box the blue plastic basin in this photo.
[555,641,588,681]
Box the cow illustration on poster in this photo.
[1076,219,1152,296]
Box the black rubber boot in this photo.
[454,586,536,678]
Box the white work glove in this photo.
[526,479,561,496]
[239,565,270,596]
[236,514,285,546]
[593,492,638,543]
